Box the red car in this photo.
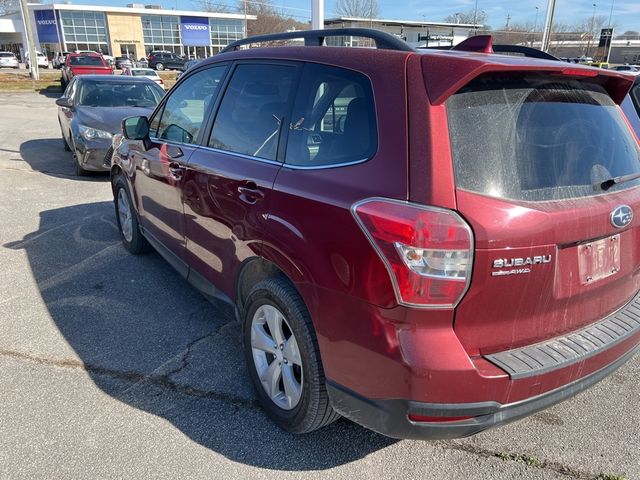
[110,29,640,439]
[61,53,112,88]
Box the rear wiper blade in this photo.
[597,172,640,191]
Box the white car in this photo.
[121,67,165,89]
[0,51,19,69]
[25,51,49,69]
[614,65,640,76]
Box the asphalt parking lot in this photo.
[0,92,638,480]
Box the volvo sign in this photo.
[180,16,210,46]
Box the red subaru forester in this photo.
[110,29,640,439]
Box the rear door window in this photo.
[447,74,640,201]
[285,63,377,167]
[208,63,295,161]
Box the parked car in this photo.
[57,75,163,176]
[147,51,186,71]
[115,56,134,70]
[614,65,640,76]
[25,51,49,69]
[110,29,640,440]
[61,53,112,88]
[121,67,165,89]
[53,51,71,69]
[175,59,201,81]
[0,51,19,69]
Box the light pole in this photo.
[541,0,558,52]
[533,6,540,46]
[473,0,479,32]
[586,3,597,58]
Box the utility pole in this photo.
[18,0,38,83]
[505,13,512,30]
[311,0,324,30]
[533,6,539,47]
[541,0,558,52]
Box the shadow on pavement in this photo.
[4,200,397,470]
[37,86,63,98]
[19,138,109,180]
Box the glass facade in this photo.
[60,11,110,54]
[210,19,244,52]
[142,15,181,54]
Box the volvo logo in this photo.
[610,205,633,228]
[37,20,56,25]
[184,24,208,31]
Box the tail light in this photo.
[352,198,473,308]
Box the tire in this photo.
[113,176,150,254]
[70,138,87,177]
[61,128,71,151]
[155,62,164,71]
[243,278,339,434]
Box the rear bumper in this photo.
[306,284,640,440]
[327,344,638,440]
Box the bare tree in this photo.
[239,0,309,37]
[198,0,235,13]
[443,9,488,26]
[335,0,379,19]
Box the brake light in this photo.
[353,198,473,308]
[560,67,598,77]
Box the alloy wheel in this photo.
[117,188,133,243]
[251,304,303,410]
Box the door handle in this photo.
[237,181,265,204]
[168,161,185,180]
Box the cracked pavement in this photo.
[0,92,638,480]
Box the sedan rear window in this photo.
[447,74,640,201]
[70,56,104,66]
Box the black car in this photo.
[147,51,186,71]
[56,75,164,176]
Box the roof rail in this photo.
[220,28,415,53]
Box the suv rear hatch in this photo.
[424,56,640,356]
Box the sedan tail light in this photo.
[352,198,474,308]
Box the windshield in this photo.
[447,74,640,201]
[77,81,163,108]
[131,69,156,76]
[0,52,14,57]
[70,56,104,66]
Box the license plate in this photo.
[578,234,620,285]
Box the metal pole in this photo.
[541,0,557,52]
[243,0,248,37]
[18,0,38,83]
[586,3,596,58]
[53,3,63,57]
[607,0,615,27]
[312,0,324,30]
[473,0,479,33]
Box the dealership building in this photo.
[0,3,254,60]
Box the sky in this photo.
[60,0,640,34]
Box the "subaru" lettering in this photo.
[492,255,552,269]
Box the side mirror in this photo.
[55,97,73,109]
[122,116,150,140]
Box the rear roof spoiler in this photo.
[421,53,635,105]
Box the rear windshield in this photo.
[77,81,163,108]
[70,56,104,66]
[0,52,14,57]
[131,69,155,76]
[447,75,640,201]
